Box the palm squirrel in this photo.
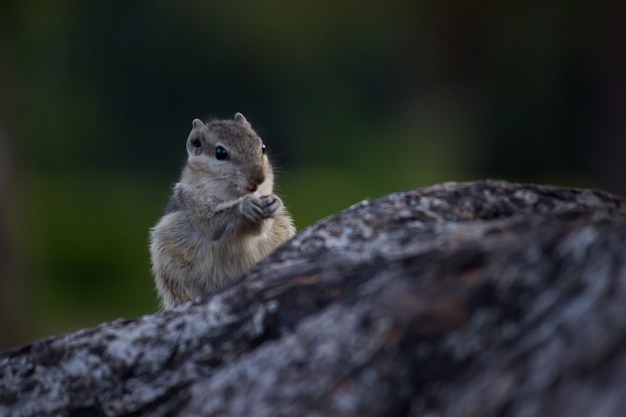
[149,112,296,309]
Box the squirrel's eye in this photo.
[215,146,229,160]
[261,143,267,154]
[191,138,202,148]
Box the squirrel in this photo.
[149,112,296,309]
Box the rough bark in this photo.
[2,180,626,417]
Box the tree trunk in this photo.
[2,180,626,417]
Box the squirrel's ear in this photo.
[234,112,250,127]
[187,133,205,156]
[192,118,205,129]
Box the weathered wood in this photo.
[2,180,626,417]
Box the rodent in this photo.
[149,112,296,309]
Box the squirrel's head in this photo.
[184,112,273,199]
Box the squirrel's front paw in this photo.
[239,196,264,222]
[239,195,282,222]
[259,195,283,218]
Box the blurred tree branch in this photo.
[2,180,626,416]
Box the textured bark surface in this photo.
[2,180,626,417]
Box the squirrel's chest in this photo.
[185,230,263,282]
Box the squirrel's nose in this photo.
[250,172,265,185]
[246,172,265,193]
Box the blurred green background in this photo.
[0,0,624,350]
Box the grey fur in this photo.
[149,114,296,309]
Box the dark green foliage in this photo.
[0,0,622,348]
